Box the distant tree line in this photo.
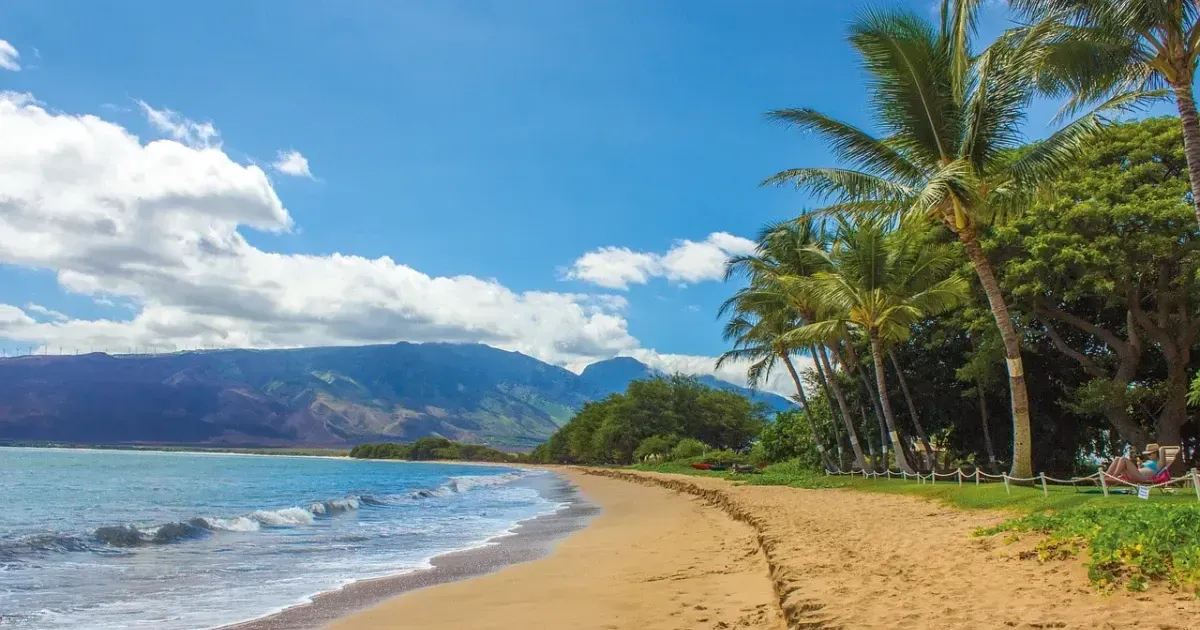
[350,437,515,463]
[528,375,768,465]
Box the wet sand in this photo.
[226,473,598,630]
[329,470,784,630]
[255,468,1200,630]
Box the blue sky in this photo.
[0,0,1128,391]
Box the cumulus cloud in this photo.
[0,92,781,393]
[625,348,812,398]
[0,92,637,366]
[564,232,756,290]
[272,150,313,178]
[0,40,19,71]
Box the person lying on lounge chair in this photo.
[1105,443,1162,483]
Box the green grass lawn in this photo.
[633,459,1200,594]
[636,460,1198,512]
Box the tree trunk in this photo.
[816,344,869,470]
[781,351,835,470]
[888,348,936,470]
[870,333,914,473]
[960,234,1033,478]
[808,345,848,467]
[1036,306,1147,450]
[837,343,892,465]
[978,390,998,474]
[1158,358,1190,447]
[1172,80,1200,229]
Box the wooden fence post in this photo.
[957,469,963,487]
[975,468,980,485]
[1039,473,1048,498]
[1098,466,1108,498]
[1002,474,1010,495]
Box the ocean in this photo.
[0,447,564,629]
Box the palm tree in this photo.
[888,348,938,470]
[763,0,1107,476]
[725,220,872,471]
[716,288,836,470]
[787,217,970,474]
[1011,0,1200,228]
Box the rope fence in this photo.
[824,465,1200,502]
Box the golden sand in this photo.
[329,470,783,630]
[334,469,1200,630]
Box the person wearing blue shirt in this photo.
[1105,443,1162,483]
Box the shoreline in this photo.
[222,471,598,630]
[325,469,785,630]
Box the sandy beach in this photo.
[323,468,1200,630]
[328,469,784,630]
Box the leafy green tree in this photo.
[761,408,826,470]
[791,217,970,473]
[1012,0,1200,227]
[670,437,709,460]
[633,435,677,462]
[764,0,1107,476]
[537,377,766,465]
[991,117,1200,447]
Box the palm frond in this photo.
[850,6,958,165]
[766,108,926,184]
[762,167,913,203]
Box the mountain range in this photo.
[0,343,792,449]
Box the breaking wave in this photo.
[1,493,383,558]
[409,471,527,499]
[3,471,532,560]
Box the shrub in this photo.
[671,438,708,461]
[634,435,677,462]
[700,449,744,466]
[746,442,767,467]
[759,408,822,471]
[979,503,1200,594]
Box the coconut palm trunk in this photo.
[1172,81,1200,230]
[960,234,1033,478]
[868,332,914,473]
[888,348,935,470]
[816,344,869,470]
[780,351,835,470]
[810,344,850,468]
[978,388,998,474]
[836,342,891,464]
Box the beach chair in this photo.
[1160,445,1184,477]
[1154,445,1182,493]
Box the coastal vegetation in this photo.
[528,375,766,465]
[593,0,1200,596]
[349,437,516,463]
[711,0,1200,478]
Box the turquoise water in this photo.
[0,448,560,629]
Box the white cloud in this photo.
[625,348,813,398]
[0,92,786,397]
[137,101,219,148]
[272,150,313,178]
[562,247,661,291]
[24,303,67,322]
[0,40,19,71]
[564,232,757,290]
[0,92,639,367]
